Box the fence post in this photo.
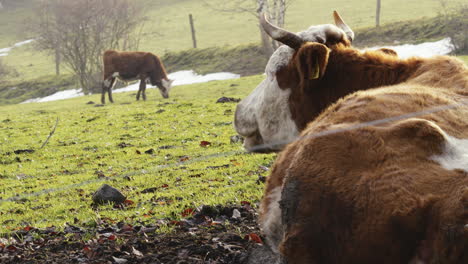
[189,14,197,48]
[376,0,381,27]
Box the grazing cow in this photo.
[258,14,468,264]
[235,12,402,152]
[101,50,173,104]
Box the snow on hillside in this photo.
[368,37,453,59]
[0,39,35,57]
[20,37,456,104]
[22,70,240,103]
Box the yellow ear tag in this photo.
[310,57,320,80]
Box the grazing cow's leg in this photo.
[101,85,107,104]
[101,77,113,104]
[142,79,148,101]
[137,80,146,101]
[108,77,116,103]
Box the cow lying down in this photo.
[257,14,468,264]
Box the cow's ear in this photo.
[295,43,330,80]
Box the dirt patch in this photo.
[0,204,272,264]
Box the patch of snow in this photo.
[168,70,240,86]
[369,38,454,59]
[0,39,35,57]
[21,70,240,103]
[111,70,240,94]
[22,89,84,103]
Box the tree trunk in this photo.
[257,0,275,57]
[55,43,60,75]
[376,0,381,27]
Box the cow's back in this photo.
[103,50,152,79]
[265,84,468,263]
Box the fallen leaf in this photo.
[123,200,135,206]
[200,141,211,147]
[132,246,144,258]
[179,155,190,162]
[244,233,263,244]
[112,256,128,264]
[182,208,195,217]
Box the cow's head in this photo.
[234,12,354,152]
[155,78,173,99]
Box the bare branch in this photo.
[40,117,59,149]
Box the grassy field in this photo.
[0,0,465,84]
[0,75,273,234]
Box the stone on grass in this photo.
[92,184,126,205]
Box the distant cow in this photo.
[256,13,468,264]
[235,12,400,152]
[101,50,173,104]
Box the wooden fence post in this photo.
[376,0,381,27]
[189,14,197,48]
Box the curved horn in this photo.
[333,11,355,42]
[260,13,304,50]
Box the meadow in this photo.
[0,0,467,235]
[0,75,271,234]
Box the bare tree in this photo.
[203,0,293,57]
[32,0,146,94]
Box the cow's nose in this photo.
[243,131,274,153]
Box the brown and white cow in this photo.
[101,50,173,104]
[234,12,401,152]
[256,14,468,264]
[235,12,356,152]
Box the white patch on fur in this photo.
[432,134,468,172]
[162,78,173,90]
[260,187,283,253]
[235,74,299,151]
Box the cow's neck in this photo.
[287,48,424,131]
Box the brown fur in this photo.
[101,50,170,104]
[275,43,466,131]
[261,43,468,263]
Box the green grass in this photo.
[0,74,273,234]
[459,56,468,64]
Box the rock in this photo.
[92,184,126,205]
[230,135,244,144]
[216,97,241,103]
[232,209,241,219]
[144,148,155,154]
[14,149,35,154]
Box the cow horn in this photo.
[333,11,354,42]
[260,13,304,50]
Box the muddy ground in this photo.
[0,203,280,264]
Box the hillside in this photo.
[0,0,466,105]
